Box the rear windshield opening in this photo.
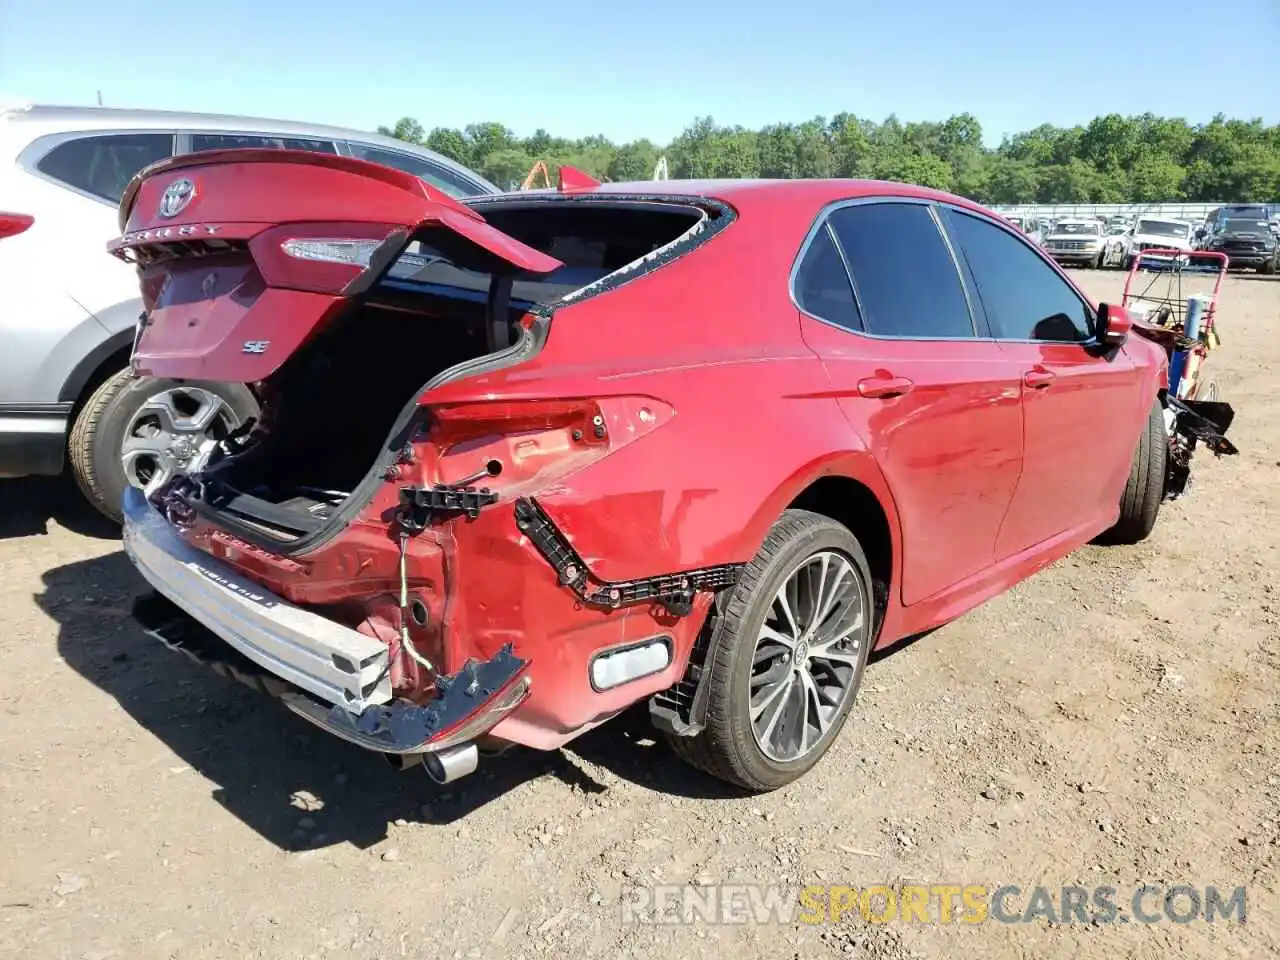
[376,200,710,310]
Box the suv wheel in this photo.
[667,510,874,791]
[68,372,258,522]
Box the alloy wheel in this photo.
[749,550,869,762]
[122,387,242,495]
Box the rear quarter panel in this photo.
[422,193,904,581]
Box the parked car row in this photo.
[1003,205,1280,274]
[0,104,500,519]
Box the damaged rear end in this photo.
[112,149,732,777]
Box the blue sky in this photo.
[2,0,1277,147]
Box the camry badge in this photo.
[158,178,196,218]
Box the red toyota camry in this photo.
[112,152,1235,792]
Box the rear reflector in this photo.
[590,639,672,691]
[0,212,34,239]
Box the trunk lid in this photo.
[111,149,562,382]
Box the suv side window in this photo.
[826,203,976,338]
[346,142,484,198]
[35,132,173,203]
[793,223,862,331]
[942,208,1093,342]
[189,133,337,154]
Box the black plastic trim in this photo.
[513,496,743,617]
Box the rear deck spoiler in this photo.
[109,149,565,381]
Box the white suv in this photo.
[0,104,498,520]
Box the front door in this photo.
[794,200,1025,607]
[938,207,1147,558]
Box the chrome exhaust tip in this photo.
[422,743,478,784]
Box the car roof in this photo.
[491,177,999,218]
[0,103,498,191]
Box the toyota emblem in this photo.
[158,178,196,218]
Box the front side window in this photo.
[35,132,174,203]
[942,208,1093,342]
[825,202,975,338]
[793,224,861,331]
[188,133,337,154]
[346,143,486,199]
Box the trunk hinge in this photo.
[512,496,743,617]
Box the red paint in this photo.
[0,212,34,239]
[557,165,601,192]
[113,162,1170,752]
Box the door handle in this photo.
[857,375,915,399]
[1023,368,1056,390]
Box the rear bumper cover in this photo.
[122,487,532,754]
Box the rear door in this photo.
[938,206,1146,556]
[112,150,562,383]
[796,199,1025,607]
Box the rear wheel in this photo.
[69,372,258,522]
[666,510,874,791]
[1100,401,1167,545]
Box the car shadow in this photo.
[0,475,120,541]
[39,551,742,852]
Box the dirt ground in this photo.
[1,269,1276,960]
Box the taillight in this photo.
[248,221,409,295]
[0,212,34,240]
[420,397,674,490]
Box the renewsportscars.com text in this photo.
[620,883,1248,926]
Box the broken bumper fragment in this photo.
[1164,396,1239,501]
[123,487,531,756]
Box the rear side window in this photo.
[346,143,485,199]
[189,133,337,154]
[793,225,861,331]
[942,209,1093,342]
[826,203,975,338]
[36,133,173,203]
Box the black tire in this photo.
[68,372,258,523]
[1093,250,1105,269]
[1101,401,1167,545]
[666,510,875,792]
[1262,256,1277,275]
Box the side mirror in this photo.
[1097,302,1132,347]
[1194,228,1207,239]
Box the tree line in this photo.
[379,112,1280,204]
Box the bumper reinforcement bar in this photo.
[133,591,531,755]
